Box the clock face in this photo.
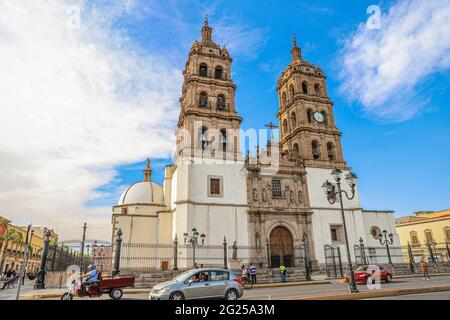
[313,112,324,123]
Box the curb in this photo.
[300,285,450,300]
[252,280,330,289]
[20,293,62,299]
[334,272,450,283]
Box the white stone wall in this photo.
[170,157,250,268]
[311,208,366,263]
[305,167,361,209]
[306,167,402,264]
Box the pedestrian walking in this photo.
[408,262,415,275]
[421,260,430,280]
[249,263,257,284]
[279,263,287,283]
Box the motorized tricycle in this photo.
[61,273,135,300]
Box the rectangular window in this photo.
[331,228,338,241]
[271,180,282,198]
[330,225,343,244]
[446,230,450,242]
[411,235,419,246]
[210,270,229,281]
[425,231,433,244]
[207,176,223,197]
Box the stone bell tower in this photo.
[169,18,250,258]
[176,17,242,161]
[276,36,346,169]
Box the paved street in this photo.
[75,275,450,300]
[4,275,450,300]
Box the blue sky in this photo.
[1,0,448,239]
[101,0,450,216]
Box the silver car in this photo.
[148,268,243,300]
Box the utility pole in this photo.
[16,224,32,300]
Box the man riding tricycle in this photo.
[61,265,135,300]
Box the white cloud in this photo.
[0,1,181,239]
[338,0,450,121]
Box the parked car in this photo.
[345,264,393,284]
[148,268,243,300]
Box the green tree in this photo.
[0,228,23,273]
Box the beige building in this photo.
[396,209,450,262]
[0,218,58,273]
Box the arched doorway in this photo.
[269,226,294,267]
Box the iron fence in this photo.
[120,243,175,272]
[353,242,450,265]
[44,242,113,273]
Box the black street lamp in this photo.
[34,230,52,289]
[183,228,206,267]
[379,230,394,265]
[321,168,359,293]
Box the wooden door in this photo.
[270,226,294,267]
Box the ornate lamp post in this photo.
[183,228,206,267]
[379,230,394,265]
[302,234,311,281]
[321,168,359,293]
[34,230,52,289]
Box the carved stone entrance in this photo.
[270,226,294,267]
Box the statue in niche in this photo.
[253,188,258,201]
[262,189,267,202]
[298,191,304,203]
[290,191,294,203]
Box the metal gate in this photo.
[324,245,343,278]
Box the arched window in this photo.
[307,109,313,123]
[198,126,208,150]
[220,129,227,152]
[282,119,288,135]
[289,84,295,99]
[215,66,223,79]
[312,140,320,160]
[199,63,208,76]
[302,82,308,94]
[293,143,299,158]
[327,142,335,161]
[199,91,208,107]
[216,94,226,110]
[321,111,328,125]
[290,112,296,128]
[315,84,321,97]
[281,92,287,107]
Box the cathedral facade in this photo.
[111,19,401,269]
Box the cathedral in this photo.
[111,19,401,269]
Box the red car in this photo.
[345,264,393,284]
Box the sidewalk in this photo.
[0,280,36,300]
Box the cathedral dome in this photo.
[118,181,164,205]
[117,159,164,205]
